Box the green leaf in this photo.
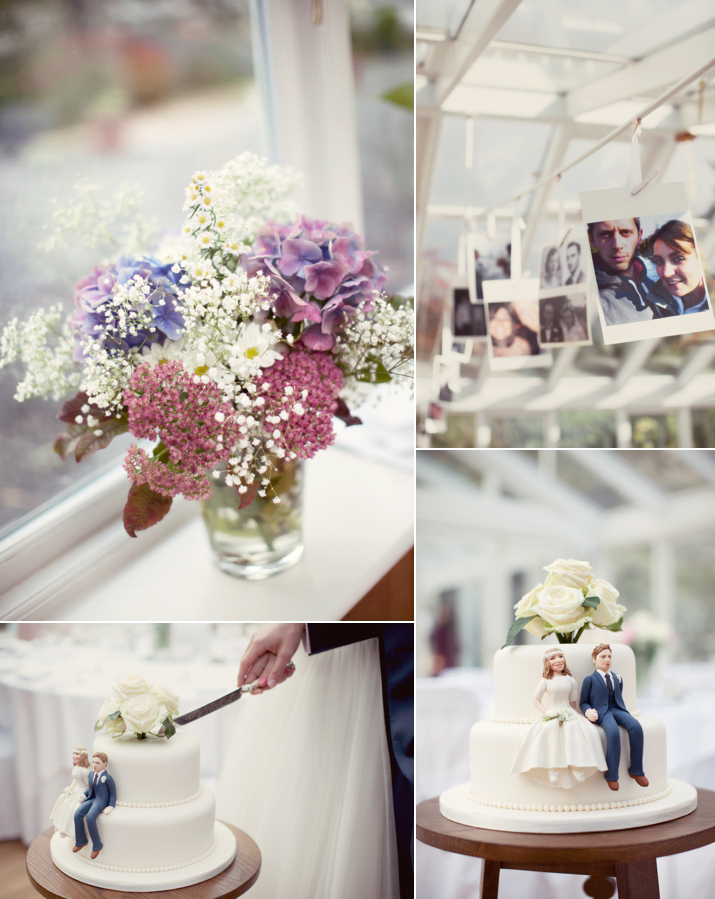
[163,717,176,740]
[382,82,413,110]
[502,615,537,649]
[356,356,392,384]
[582,595,601,609]
[123,483,173,537]
[605,617,624,632]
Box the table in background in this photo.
[417,791,715,899]
[27,824,260,899]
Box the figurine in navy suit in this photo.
[580,643,649,792]
[73,751,116,858]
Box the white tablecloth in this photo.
[416,664,715,899]
[0,631,250,845]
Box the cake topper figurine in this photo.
[50,747,90,839]
[73,752,117,859]
[580,643,649,792]
[510,648,607,788]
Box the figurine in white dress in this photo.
[510,648,607,788]
[50,748,90,838]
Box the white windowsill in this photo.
[1,446,413,622]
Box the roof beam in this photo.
[614,338,661,389]
[565,26,715,117]
[564,449,666,508]
[676,344,715,388]
[457,449,601,527]
[435,0,524,107]
[673,450,715,485]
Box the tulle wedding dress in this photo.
[216,638,399,899]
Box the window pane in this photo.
[350,1,414,291]
[0,0,265,533]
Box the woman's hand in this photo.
[238,624,304,693]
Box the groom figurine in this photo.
[580,643,649,792]
[73,751,116,858]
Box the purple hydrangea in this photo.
[72,256,185,360]
[246,215,387,351]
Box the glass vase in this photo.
[201,458,304,580]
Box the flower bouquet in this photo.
[96,675,180,741]
[0,153,413,576]
[503,558,626,646]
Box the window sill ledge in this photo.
[1,447,413,622]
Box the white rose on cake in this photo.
[533,584,595,635]
[589,577,626,627]
[114,674,151,700]
[543,558,593,590]
[151,683,180,716]
[121,692,163,736]
[103,716,127,736]
[96,696,121,728]
[514,584,549,637]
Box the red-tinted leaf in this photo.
[74,417,129,462]
[58,391,92,424]
[123,483,173,538]
[238,481,259,510]
[54,422,85,459]
[334,397,362,428]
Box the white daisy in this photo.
[227,322,283,380]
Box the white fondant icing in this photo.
[51,727,236,891]
[440,643,698,833]
[93,728,200,804]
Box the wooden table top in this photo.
[417,788,715,866]
[26,824,260,899]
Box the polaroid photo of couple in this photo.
[580,181,714,345]
[538,237,592,348]
[482,278,553,372]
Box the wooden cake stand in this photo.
[417,788,715,899]
[26,824,260,899]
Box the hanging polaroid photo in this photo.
[539,238,590,290]
[425,401,447,434]
[580,182,715,345]
[466,231,511,303]
[538,289,591,347]
[482,278,552,371]
[452,287,487,339]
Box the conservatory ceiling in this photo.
[417,0,715,440]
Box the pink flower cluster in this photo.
[259,348,344,459]
[122,361,240,499]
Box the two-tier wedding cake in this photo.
[440,559,698,834]
[49,676,237,891]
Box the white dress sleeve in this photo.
[534,679,547,701]
[569,676,578,703]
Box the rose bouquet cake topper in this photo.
[96,675,180,740]
[503,558,626,646]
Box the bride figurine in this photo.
[510,648,607,788]
[50,747,90,838]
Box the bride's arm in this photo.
[533,679,549,715]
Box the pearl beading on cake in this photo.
[466,785,671,812]
[77,836,217,873]
[490,715,539,724]
[115,785,203,808]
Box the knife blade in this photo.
[174,685,253,726]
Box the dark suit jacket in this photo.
[83,770,116,810]
[306,624,413,899]
[540,324,564,344]
[580,670,627,719]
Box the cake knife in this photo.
[174,662,296,725]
